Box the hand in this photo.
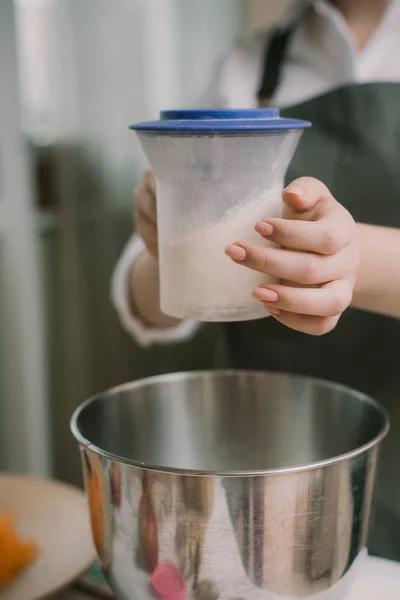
[130,170,180,328]
[225,177,359,335]
[134,169,158,257]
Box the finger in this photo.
[254,213,356,254]
[135,216,158,253]
[266,309,340,336]
[134,183,157,226]
[225,242,355,285]
[283,177,333,214]
[134,201,157,229]
[253,279,353,317]
[143,168,156,195]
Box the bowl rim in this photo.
[70,370,390,477]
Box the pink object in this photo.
[151,562,187,600]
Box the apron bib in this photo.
[220,28,400,561]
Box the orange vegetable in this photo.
[0,513,38,588]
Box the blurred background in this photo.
[0,0,293,485]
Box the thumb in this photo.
[144,168,156,196]
[283,176,333,214]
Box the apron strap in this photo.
[257,27,294,106]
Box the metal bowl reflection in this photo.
[71,371,389,600]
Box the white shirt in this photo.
[111,0,400,347]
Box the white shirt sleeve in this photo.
[110,234,201,347]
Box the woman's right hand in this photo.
[134,169,158,257]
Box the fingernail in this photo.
[284,184,304,197]
[225,244,246,261]
[253,288,279,302]
[265,305,281,316]
[255,221,274,237]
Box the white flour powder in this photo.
[160,185,283,321]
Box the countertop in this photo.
[55,555,400,600]
[55,591,91,600]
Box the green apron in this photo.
[221,27,400,562]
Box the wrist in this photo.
[130,249,181,328]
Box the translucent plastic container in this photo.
[131,109,310,322]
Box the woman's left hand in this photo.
[225,177,359,336]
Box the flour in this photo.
[160,185,283,321]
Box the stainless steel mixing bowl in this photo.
[71,371,389,600]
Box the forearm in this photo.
[130,249,181,329]
[352,223,400,317]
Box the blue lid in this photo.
[130,108,311,133]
